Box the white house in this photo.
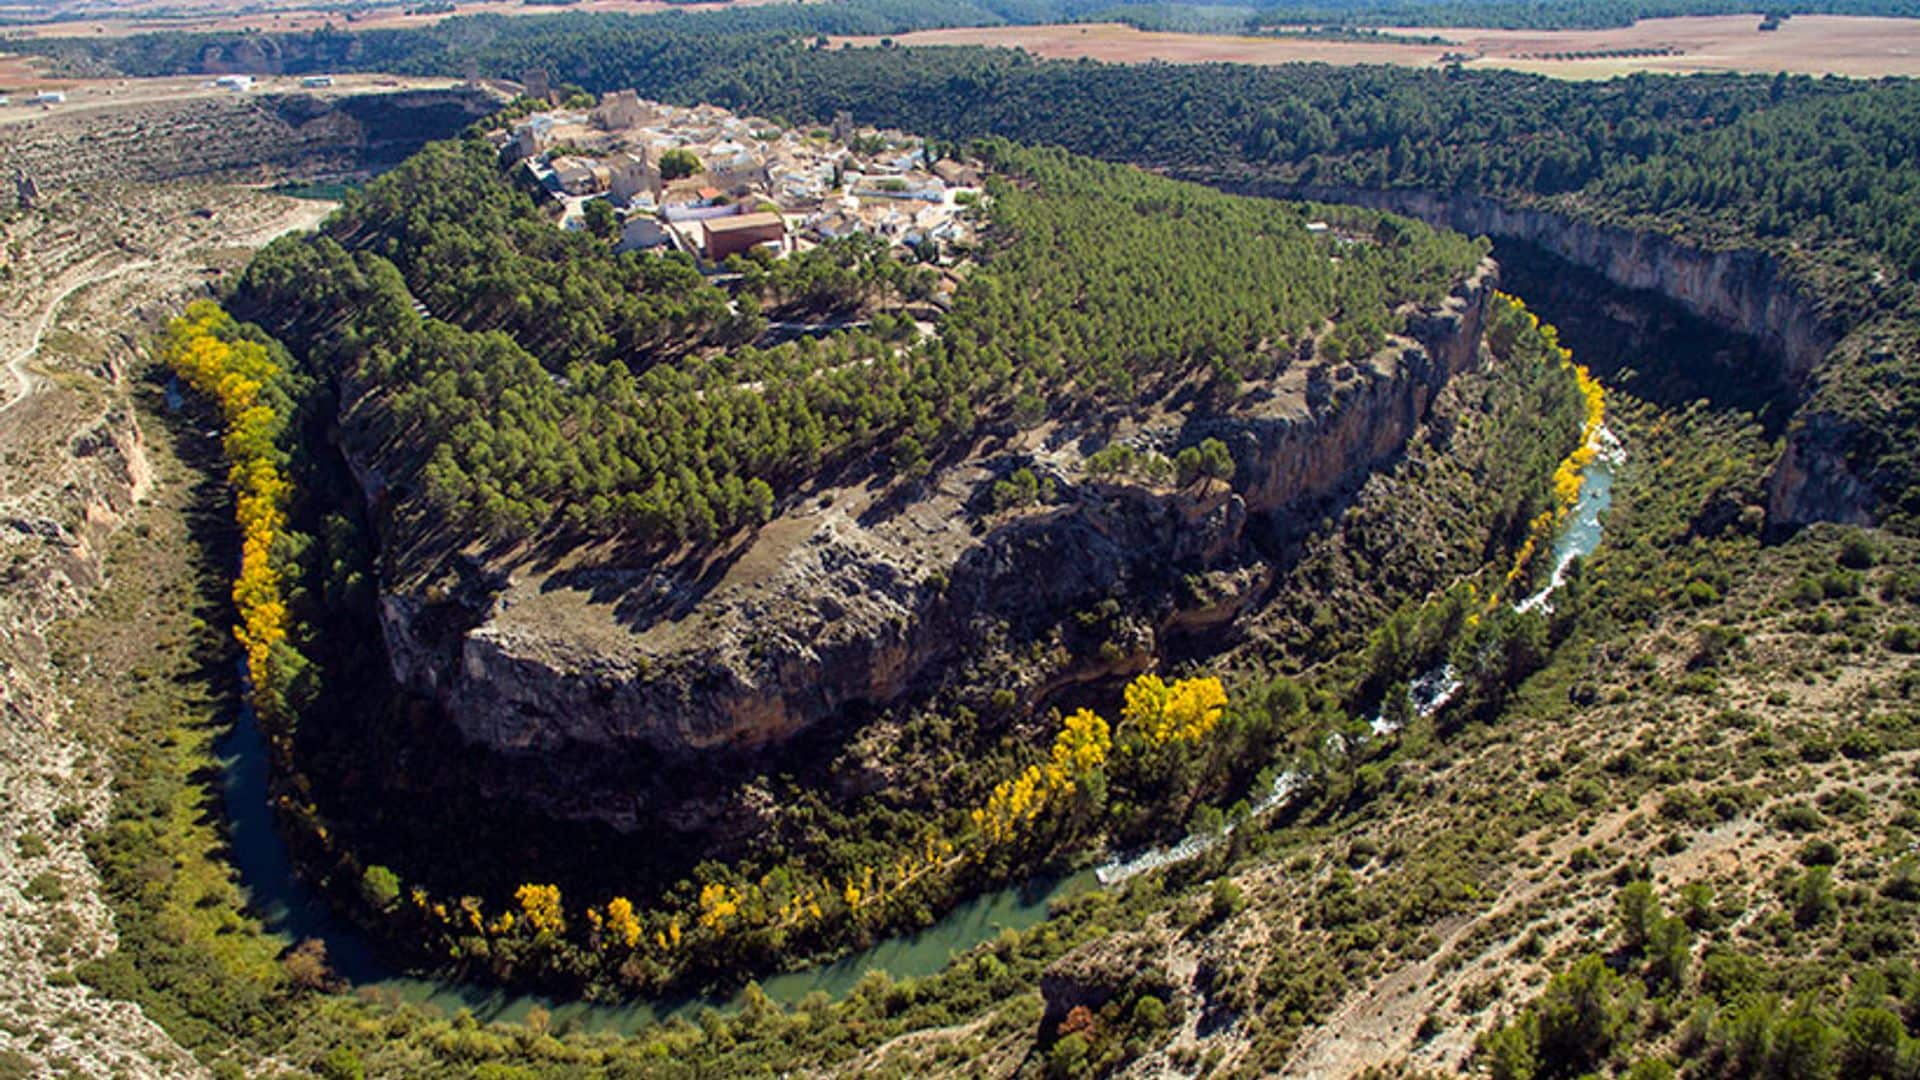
[616,215,672,253]
[704,140,765,189]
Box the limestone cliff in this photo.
[2,88,497,192]
[1203,179,1871,528]
[355,262,1496,826]
[1210,182,1840,380]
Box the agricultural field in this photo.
[840,14,1920,78]
[0,0,773,39]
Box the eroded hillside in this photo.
[0,181,334,1079]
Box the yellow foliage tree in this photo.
[160,300,296,708]
[1489,293,1608,596]
[1120,674,1227,748]
[604,896,643,949]
[696,881,743,935]
[515,883,565,936]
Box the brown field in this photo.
[0,52,40,82]
[838,14,1920,79]
[0,0,782,39]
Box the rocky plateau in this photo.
[356,261,1497,830]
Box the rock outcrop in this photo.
[1203,179,1875,528]
[1039,929,1183,1031]
[1212,181,1840,382]
[357,262,1496,827]
[0,89,496,192]
[1766,412,1876,527]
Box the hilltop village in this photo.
[491,90,983,265]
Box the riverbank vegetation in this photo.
[1486,292,1608,600]
[158,301,310,721]
[354,673,1244,997]
[50,342,305,1071]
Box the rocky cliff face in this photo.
[1766,412,1876,528]
[359,263,1496,827]
[1214,182,1839,381]
[2,89,496,191]
[1204,179,1868,528]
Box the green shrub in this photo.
[1796,839,1840,867]
[1837,534,1878,570]
[1209,879,1247,922]
[359,865,401,911]
[317,1048,365,1080]
[1881,858,1920,902]
[1773,803,1825,833]
[1793,867,1838,927]
[23,872,64,904]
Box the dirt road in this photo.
[0,71,469,128]
[1,199,331,418]
[2,258,154,416]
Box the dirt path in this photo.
[0,197,330,420]
[2,257,155,416]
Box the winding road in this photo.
[2,255,156,417]
[0,200,334,423]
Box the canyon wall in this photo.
[1205,179,1868,527]
[360,263,1496,827]
[3,88,496,191]
[1210,181,1840,381]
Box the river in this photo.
[209,397,1621,1036]
[215,707,1093,1032]
[1518,426,1624,615]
